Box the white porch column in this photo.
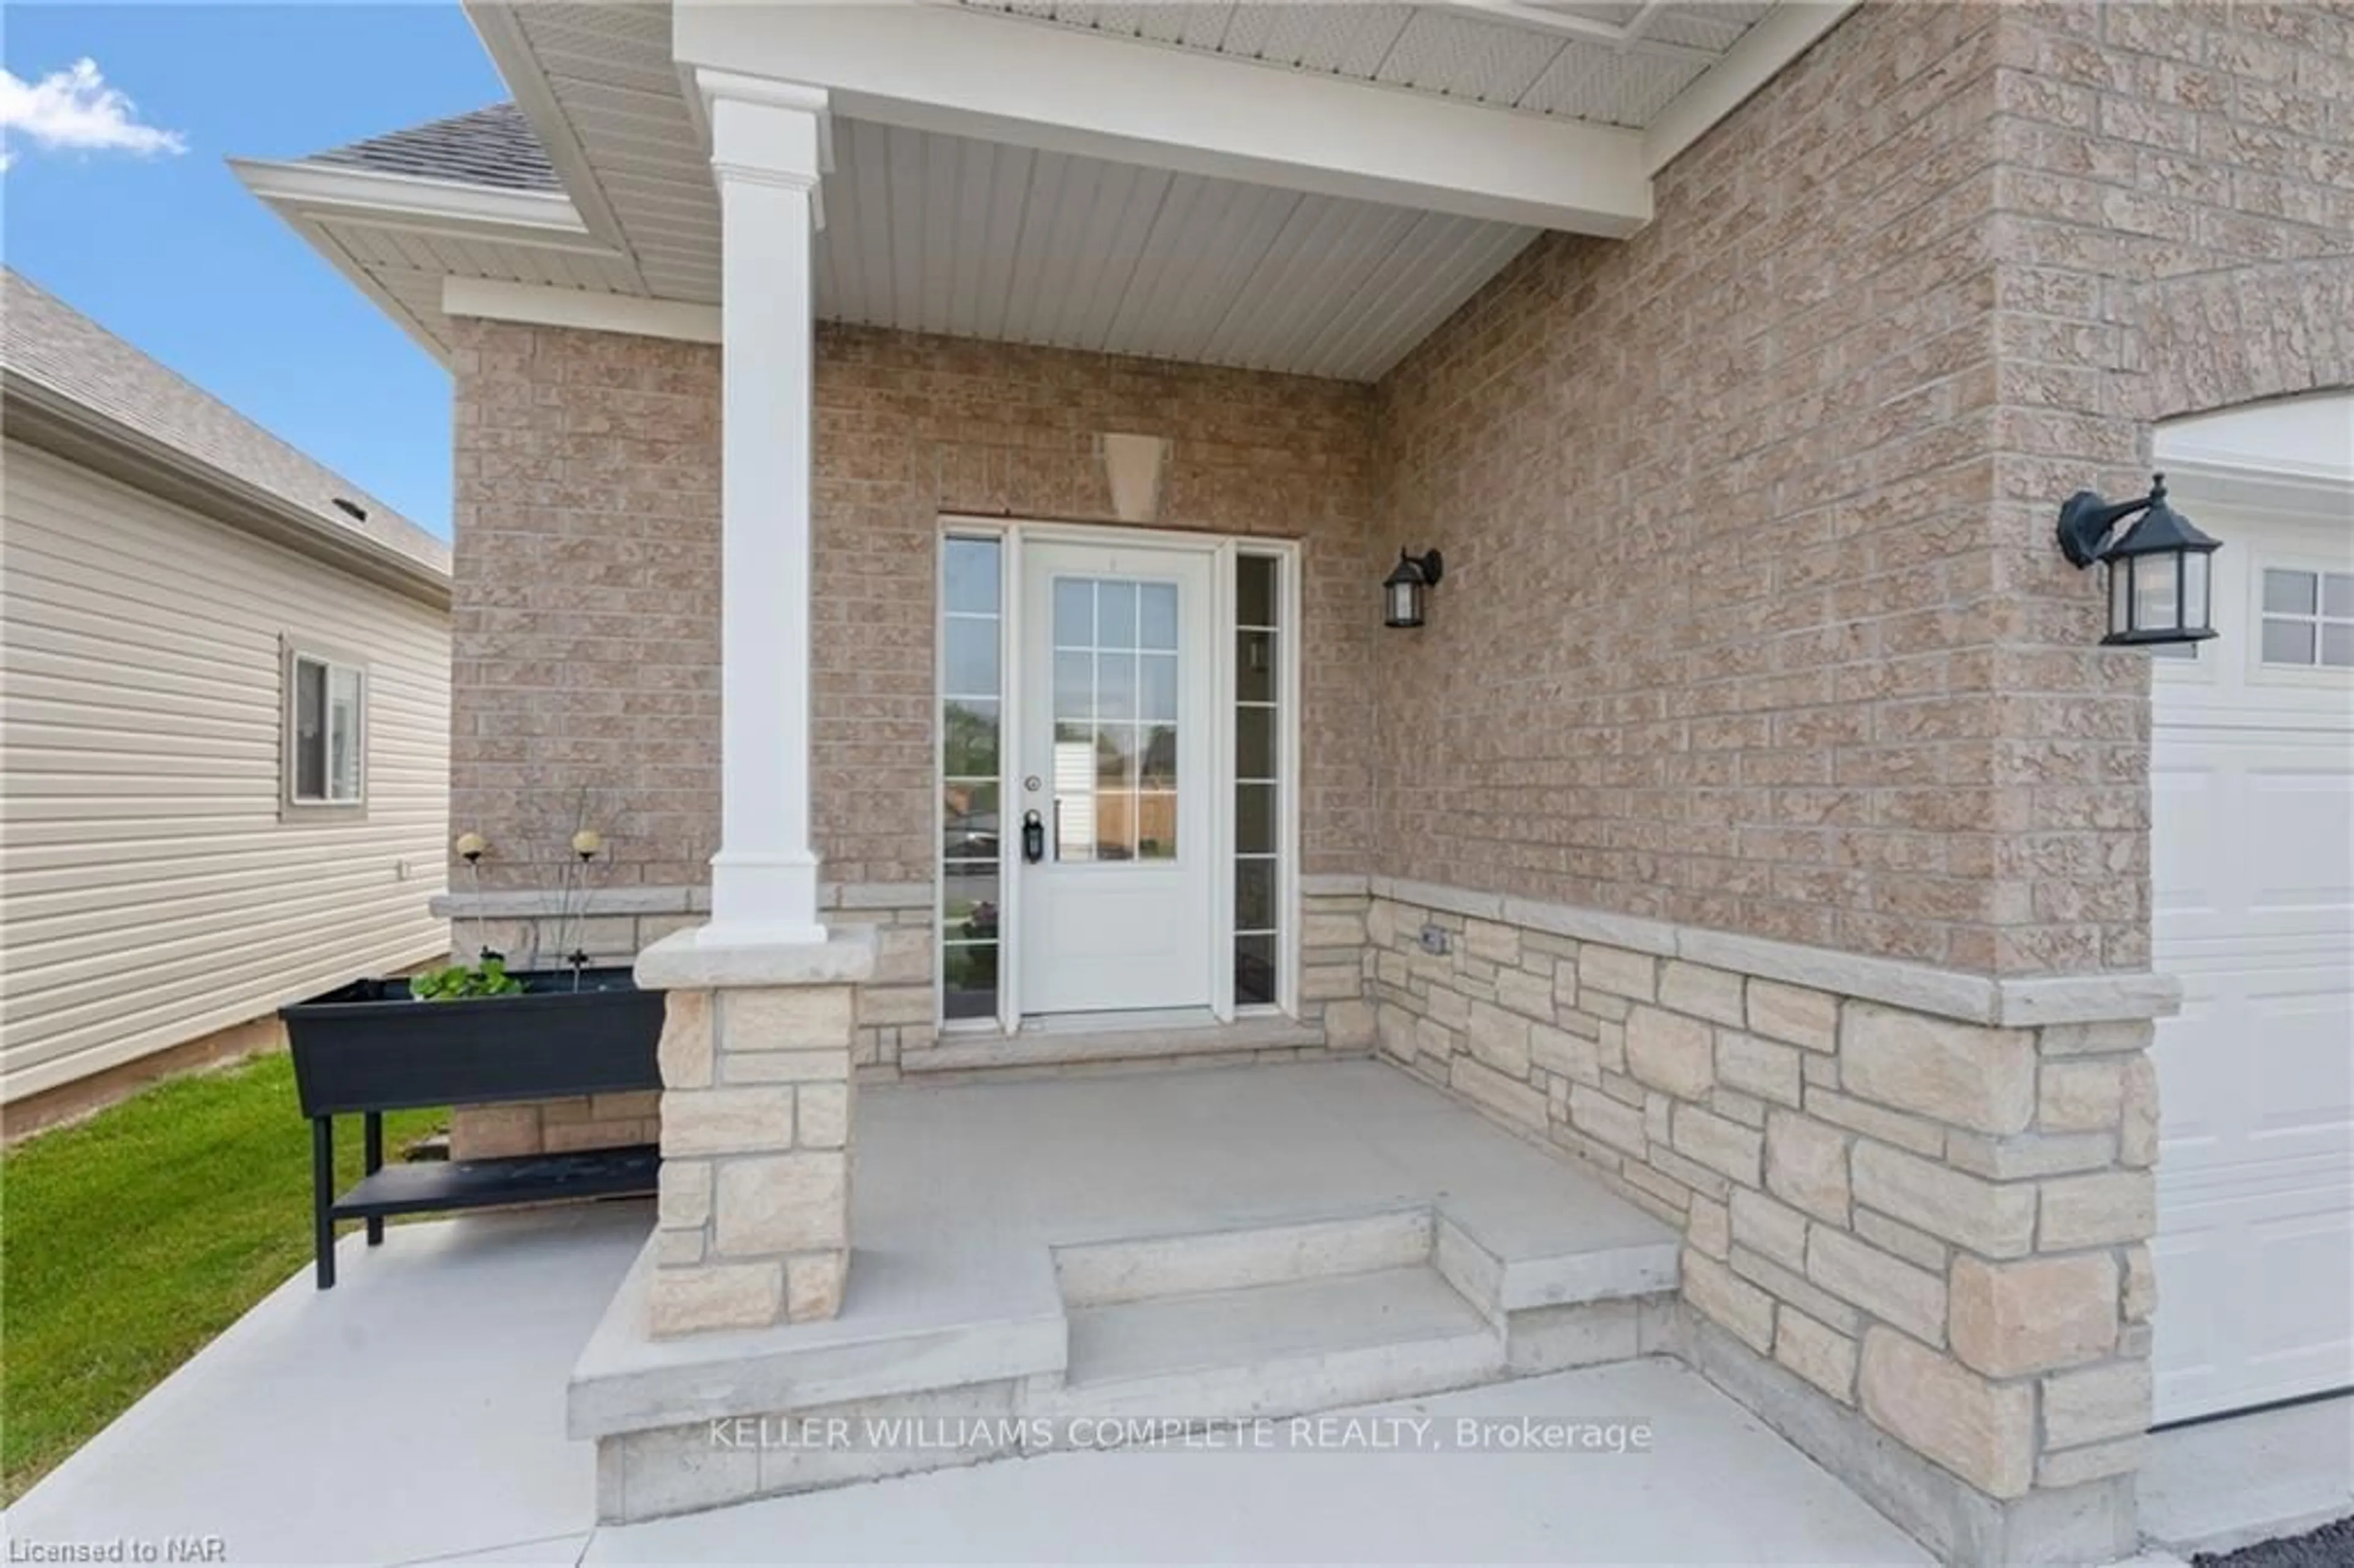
[703,70,829,945]
[633,74,874,1340]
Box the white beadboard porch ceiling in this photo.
[958,1,1774,126]
[291,1,1822,376]
[810,120,1537,381]
[473,0,1570,378]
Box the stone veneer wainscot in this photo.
[1366,874,2166,1564]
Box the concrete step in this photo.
[1047,1264,1504,1421]
[1053,1209,1434,1307]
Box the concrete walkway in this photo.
[6,1203,647,1567]
[585,1359,1930,1566]
[6,1205,1937,1566]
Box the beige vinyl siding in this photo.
[1,440,450,1102]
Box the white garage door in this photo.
[2149,462,2354,1425]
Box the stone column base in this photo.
[634,925,877,1337]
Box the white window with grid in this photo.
[2257,565,2354,669]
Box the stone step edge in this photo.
[1434,1211,1683,1321]
[1052,1207,1436,1307]
[1046,1265,1504,1409]
[1043,1326,1508,1423]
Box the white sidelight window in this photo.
[283,642,366,808]
[940,535,1005,1020]
[1232,551,1284,1008]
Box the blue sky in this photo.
[4,4,508,536]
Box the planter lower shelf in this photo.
[331,1146,660,1221]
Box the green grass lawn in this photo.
[0,1053,444,1501]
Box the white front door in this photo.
[1016,539,1214,1014]
[2149,482,2354,1423]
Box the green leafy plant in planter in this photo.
[409,956,525,1001]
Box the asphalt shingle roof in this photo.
[0,268,449,577]
[310,102,560,194]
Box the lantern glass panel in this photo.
[1387,579,1419,626]
[2133,552,2180,633]
[2182,549,2211,632]
[2109,560,2130,637]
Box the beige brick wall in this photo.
[1369,0,2354,976]
[449,319,1377,894]
[451,323,722,893]
[1369,885,2157,1528]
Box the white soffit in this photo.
[370,0,1853,380]
[959,2,1772,127]
[472,2,1549,380]
[814,119,1535,381]
[233,158,648,362]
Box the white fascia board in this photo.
[2158,457,2354,525]
[444,278,720,345]
[671,2,1651,237]
[228,158,618,257]
[1641,1,1859,175]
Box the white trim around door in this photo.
[935,518,1301,1040]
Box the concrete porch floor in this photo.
[1,1203,1940,1566]
[573,1058,1686,1462]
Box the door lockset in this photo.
[1023,809,1046,864]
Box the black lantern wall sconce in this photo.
[2057,473,2222,646]
[1384,549,1444,629]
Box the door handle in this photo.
[1023,809,1045,865]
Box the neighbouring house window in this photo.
[1234,552,1283,1008]
[284,645,365,807]
[941,536,1004,1021]
[2258,567,2354,669]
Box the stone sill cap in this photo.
[634,922,878,991]
[1369,875,2182,1028]
[434,881,931,919]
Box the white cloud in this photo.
[0,58,186,169]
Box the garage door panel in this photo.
[2247,1210,2354,1361]
[2150,763,2223,923]
[2247,984,2354,1141]
[2153,1191,2354,1420]
[2243,768,2354,918]
[2157,965,2353,1171]
[2154,986,2226,1159]
[2154,747,2354,942]
[2151,1222,2227,1415]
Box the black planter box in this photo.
[282,967,667,1288]
[281,967,664,1117]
